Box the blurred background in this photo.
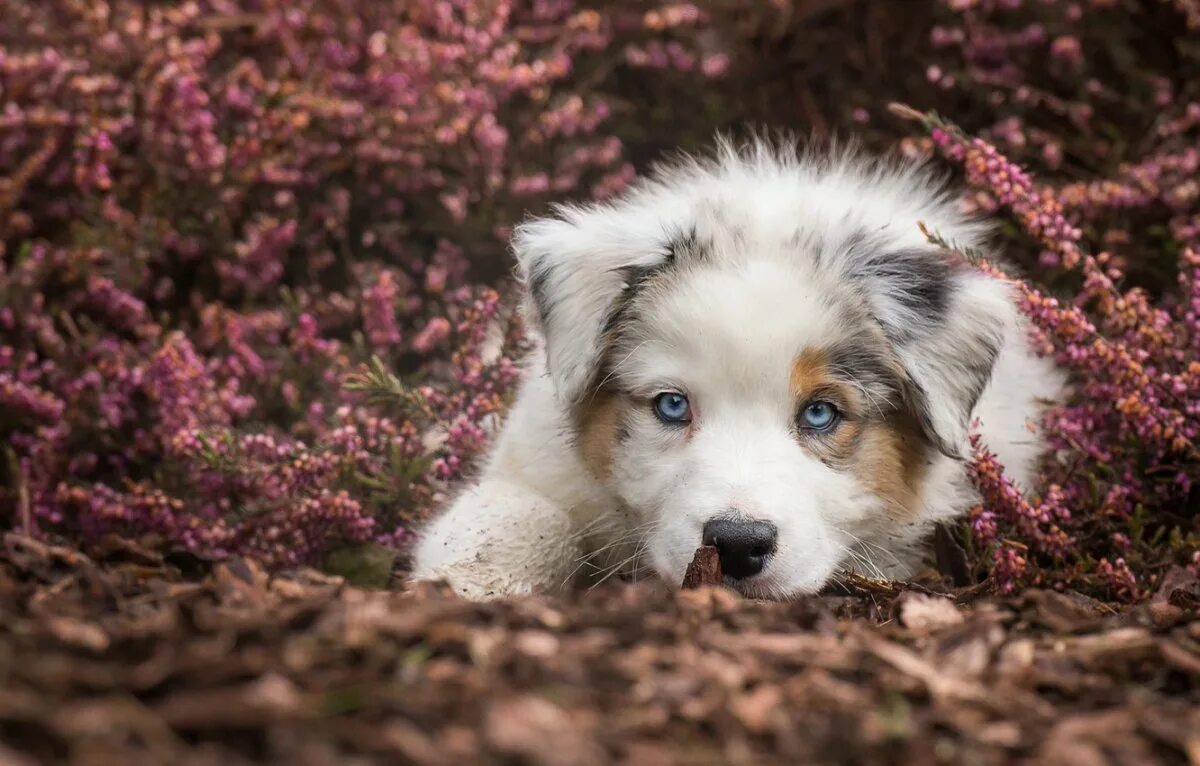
[1,0,1197,596]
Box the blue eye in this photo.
[652,392,691,424]
[800,401,839,431]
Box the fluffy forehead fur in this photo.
[516,139,1014,460]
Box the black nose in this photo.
[702,519,777,580]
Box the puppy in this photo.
[412,138,1062,599]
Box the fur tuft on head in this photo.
[513,134,1006,456]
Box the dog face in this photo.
[514,140,1016,596]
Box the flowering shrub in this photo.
[893,0,1200,598]
[1,0,1196,597]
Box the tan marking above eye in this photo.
[789,347,829,399]
[790,347,857,422]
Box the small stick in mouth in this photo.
[680,545,722,589]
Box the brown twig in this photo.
[680,545,722,589]
[5,446,31,538]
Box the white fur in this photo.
[412,139,1063,600]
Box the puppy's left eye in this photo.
[652,392,692,424]
[800,400,839,432]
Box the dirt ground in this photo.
[1,533,1198,766]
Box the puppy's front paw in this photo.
[410,480,579,600]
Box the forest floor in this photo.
[1,533,1198,766]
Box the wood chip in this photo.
[680,545,722,588]
[3,535,1198,766]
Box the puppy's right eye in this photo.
[652,392,691,424]
[799,400,840,432]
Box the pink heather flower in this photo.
[969,434,1074,559]
[290,313,338,363]
[701,53,730,78]
[85,276,149,332]
[1049,35,1083,70]
[511,173,551,195]
[413,317,452,354]
[991,546,1028,595]
[1096,557,1139,599]
[969,505,999,544]
[439,188,470,223]
[362,271,404,349]
[0,374,65,424]
[219,217,298,297]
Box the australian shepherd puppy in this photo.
[412,138,1063,600]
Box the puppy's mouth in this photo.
[723,575,775,599]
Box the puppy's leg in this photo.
[411,479,580,599]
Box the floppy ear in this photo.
[850,247,1013,459]
[512,208,671,406]
[897,271,1013,459]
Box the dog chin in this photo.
[719,575,775,599]
[728,564,837,599]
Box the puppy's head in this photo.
[514,139,1014,596]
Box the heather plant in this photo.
[886,0,1200,598]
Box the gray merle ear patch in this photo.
[842,241,1009,459]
